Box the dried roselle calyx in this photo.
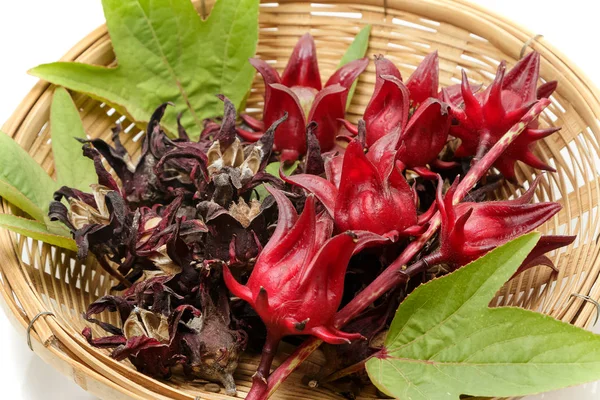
[198,196,275,267]
[83,268,246,393]
[50,181,139,287]
[134,197,207,275]
[158,99,287,209]
[424,176,562,269]
[176,276,247,395]
[237,33,368,162]
[283,139,425,239]
[442,52,559,181]
[81,103,181,205]
[82,291,184,380]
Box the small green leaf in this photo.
[0,214,77,252]
[51,87,96,191]
[253,161,299,200]
[0,132,57,222]
[29,0,259,138]
[367,233,600,400]
[338,25,371,110]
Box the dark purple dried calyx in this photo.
[198,195,276,268]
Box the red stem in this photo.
[256,99,551,399]
[246,334,281,400]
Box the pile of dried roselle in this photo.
[50,34,574,398]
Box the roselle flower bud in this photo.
[237,33,368,161]
[283,139,425,238]
[222,188,362,345]
[442,52,559,181]
[428,176,562,269]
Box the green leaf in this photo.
[0,132,57,222]
[367,233,600,400]
[0,214,77,252]
[253,161,299,200]
[338,25,371,110]
[29,0,259,138]
[51,87,96,192]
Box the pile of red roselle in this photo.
[50,34,575,398]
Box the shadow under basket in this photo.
[2,0,600,399]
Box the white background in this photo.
[0,0,599,399]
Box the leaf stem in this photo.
[319,351,380,384]
[258,99,551,398]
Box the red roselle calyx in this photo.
[237,33,368,162]
[249,99,555,400]
[283,138,426,238]
[343,54,451,178]
[426,176,562,269]
[223,187,363,380]
[443,51,558,181]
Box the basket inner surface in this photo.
[1,1,600,399]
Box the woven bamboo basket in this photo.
[2,0,600,399]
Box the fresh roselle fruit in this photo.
[223,188,361,344]
[237,33,368,162]
[442,52,559,181]
[283,138,426,238]
[425,176,562,269]
[222,187,364,382]
[341,55,451,178]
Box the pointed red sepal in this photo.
[512,235,576,278]
[364,73,410,146]
[264,83,307,160]
[325,57,369,89]
[406,51,439,105]
[353,230,394,252]
[308,84,347,151]
[335,140,418,235]
[397,98,451,169]
[228,187,361,343]
[339,119,359,136]
[448,53,560,180]
[223,264,253,303]
[309,325,364,345]
[262,185,298,251]
[537,80,558,99]
[240,114,266,132]
[250,58,282,86]
[373,55,402,80]
[503,51,540,103]
[280,171,337,217]
[237,128,264,142]
[281,33,322,90]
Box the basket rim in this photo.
[1,0,600,399]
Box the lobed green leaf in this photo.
[367,233,600,399]
[30,0,260,139]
